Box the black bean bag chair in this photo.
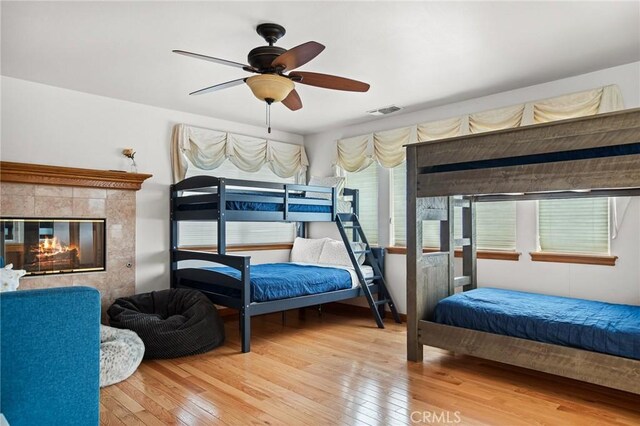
[107,289,224,359]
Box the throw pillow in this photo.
[290,237,329,263]
[318,239,367,267]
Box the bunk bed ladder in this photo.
[335,213,401,328]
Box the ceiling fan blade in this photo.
[289,71,370,92]
[271,41,325,71]
[189,78,246,96]
[173,50,257,72]
[282,89,303,111]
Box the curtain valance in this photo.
[336,84,623,172]
[171,124,308,182]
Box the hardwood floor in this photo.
[100,310,640,425]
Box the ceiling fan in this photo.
[174,23,370,132]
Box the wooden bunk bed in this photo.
[406,108,640,395]
[170,176,401,352]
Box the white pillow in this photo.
[290,237,329,264]
[318,239,367,267]
[307,176,345,200]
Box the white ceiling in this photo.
[2,1,639,135]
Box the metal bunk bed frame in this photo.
[170,175,400,353]
[406,108,640,394]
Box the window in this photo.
[345,162,379,245]
[392,162,408,246]
[538,198,609,254]
[475,201,516,250]
[392,162,516,250]
[178,161,297,247]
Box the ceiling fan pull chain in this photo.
[265,102,272,134]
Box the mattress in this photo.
[204,262,373,303]
[178,191,331,213]
[434,288,640,360]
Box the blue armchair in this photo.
[0,286,101,426]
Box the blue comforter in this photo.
[205,263,353,302]
[180,191,331,213]
[434,288,640,360]
[226,192,331,213]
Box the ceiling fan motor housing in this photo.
[248,46,286,70]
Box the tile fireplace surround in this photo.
[0,162,151,317]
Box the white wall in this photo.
[0,76,303,294]
[305,62,640,312]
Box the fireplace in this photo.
[1,218,106,275]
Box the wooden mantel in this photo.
[0,161,152,190]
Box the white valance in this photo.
[171,124,308,182]
[417,116,465,141]
[336,84,623,171]
[469,104,525,133]
[531,87,604,124]
[373,126,416,168]
[336,134,374,172]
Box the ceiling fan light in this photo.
[246,74,294,103]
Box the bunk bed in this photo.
[406,108,640,395]
[170,176,400,353]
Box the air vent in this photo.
[367,105,402,116]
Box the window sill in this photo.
[386,246,521,261]
[178,243,293,252]
[529,252,617,266]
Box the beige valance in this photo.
[417,116,465,141]
[374,126,417,169]
[335,134,374,172]
[336,84,623,171]
[171,124,308,182]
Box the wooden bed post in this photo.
[169,184,178,289]
[407,147,454,361]
[462,198,477,291]
[407,145,457,362]
[297,222,306,238]
[352,188,360,242]
[240,256,251,353]
[406,145,422,362]
[441,197,455,296]
[217,178,226,255]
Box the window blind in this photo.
[345,163,379,245]
[392,162,408,246]
[178,160,297,247]
[392,162,516,250]
[538,198,609,254]
[475,201,517,250]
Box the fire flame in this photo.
[35,237,78,258]
[40,237,62,253]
